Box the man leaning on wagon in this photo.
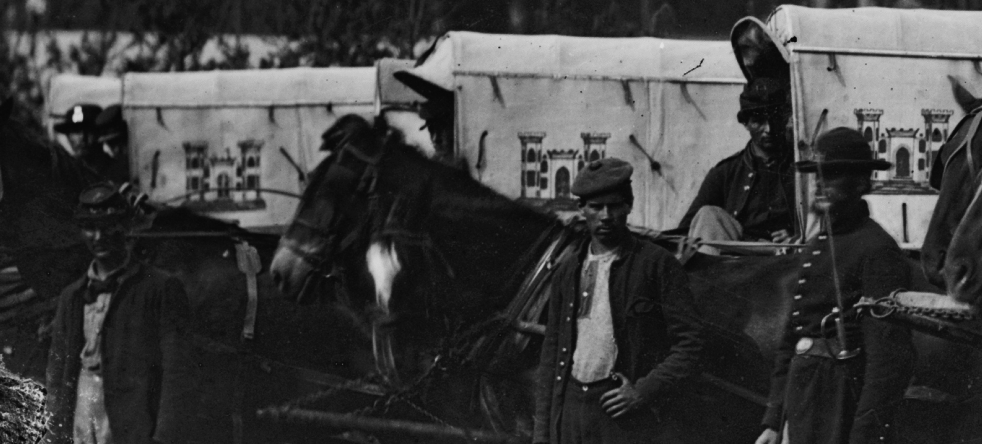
[678,77,797,254]
[533,158,704,444]
[44,183,196,444]
[754,128,915,444]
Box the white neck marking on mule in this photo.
[367,241,401,314]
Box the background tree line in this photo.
[0,0,980,131]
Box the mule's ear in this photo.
[948,75,982,114]
[0,98,13,123]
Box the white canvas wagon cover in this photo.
[123,67,376,231]
[405,31,747,230]
[758,6,982,248]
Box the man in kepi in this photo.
[678,77,797,254]
[755,128,915,444]
[45,183,195,444]
[534,158,704,444]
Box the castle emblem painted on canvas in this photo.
[181,138,266,211]
[518,132,610,204]
[855,108,953,194]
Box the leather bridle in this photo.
[281,136,383,305]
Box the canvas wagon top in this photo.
[413,31,743,85]
[122,67,376,109]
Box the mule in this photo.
[0,99,375,444]
[272,114,982,443]
[923,82,982,307]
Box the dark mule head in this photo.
[270,115,385,307]
[922,79,982,306]
[0,98,95,250]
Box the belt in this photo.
[570,375,617,392]
[794,337,846,359]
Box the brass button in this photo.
[795,337,813,354]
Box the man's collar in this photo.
[87,254,134,282]
[821,199,871,235]
[743,140,791,169]
[580,233,637,264]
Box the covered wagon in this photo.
[122,67,376,232]
[45,74,123,149]
[396,32,748,230]
[734,6,982,248]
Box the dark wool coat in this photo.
[678,142,796,239]
[533,235,704,444]
[44,261,196,444]
[763,202,915,444]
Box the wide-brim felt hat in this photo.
[394,35,455,102]
[95,104,128,143]
[796,127,892,173]
[54,104,103,134]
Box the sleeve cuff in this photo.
[762,403,783,431]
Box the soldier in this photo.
[678,78,797,254]
[534,158,704,444]
[754,128,915,444]
[394,60,457,163]
[44,183,195,444]
[54,104,114,179]
[93,105,131,184]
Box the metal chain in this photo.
[860,296,977,321]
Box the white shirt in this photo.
[571,248,619,383]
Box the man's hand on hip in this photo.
[599,372,645,419]
[771,229,792,243]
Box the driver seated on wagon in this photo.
[677,77,797,255]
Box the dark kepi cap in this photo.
[737,77,788,121]
[74,182,132,227]
[54,104,102,134]
[572,157,634,201]
[95,104,128,144]
[796,127,892,173]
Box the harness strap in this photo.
[234,241,262,340]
